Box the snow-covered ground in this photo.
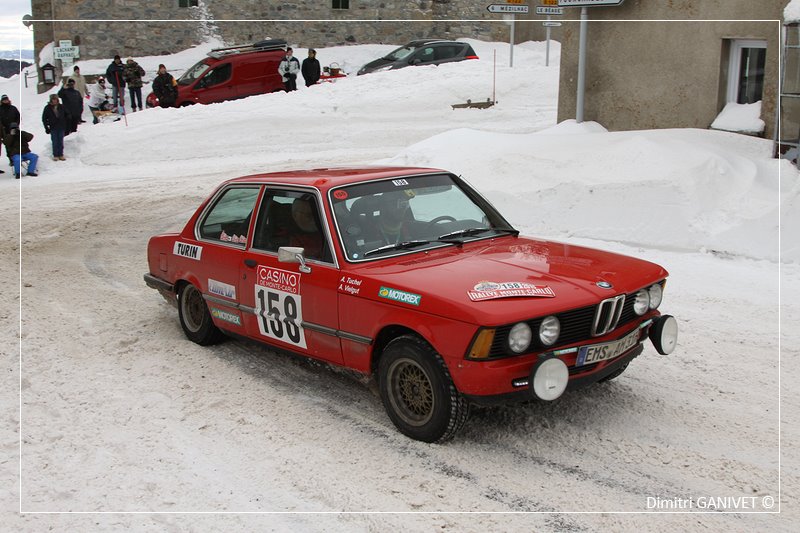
[3,37,798,532]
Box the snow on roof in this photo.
[786,0,800,23]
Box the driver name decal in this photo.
[173,242,202,260]
[468,281,555,302]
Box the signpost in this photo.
[557,0,626,122]
[54,39,80,70]
[487,3,530,67]
[536,6,564,15]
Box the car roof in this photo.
[405,39,467,47]
[226,166,447,191]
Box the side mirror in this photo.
[278,246,311,273]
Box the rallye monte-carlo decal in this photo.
[467,281,555,302]
[254,265,306,348]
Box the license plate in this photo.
[576,329,640,366]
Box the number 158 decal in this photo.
[255,286,307,348]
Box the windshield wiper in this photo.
[364,240,431,257]
[436,227,519,241]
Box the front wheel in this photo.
[178,283,224,345]
[378,335,470,443]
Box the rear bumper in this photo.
[144,273,177,306]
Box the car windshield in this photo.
[177,58,212,85]
[383,45,416,61]
[331,173,517,262]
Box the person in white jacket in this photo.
[278,48,300,92]
[87,76,113,124]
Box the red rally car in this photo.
[144,167,678,442]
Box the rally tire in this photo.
[378,335,470,443]
[177,283,224,346]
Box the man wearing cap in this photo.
[0,94,20,168]
[58,79,84,134]
[3,123,38,178]
[301,49,321,87]
[152,64,178,108]
[105,55,127,113]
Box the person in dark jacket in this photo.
[3,123,38,178]
[0,94,20,166]
[106,55,127,113]
[123,58,146,112]
[42,94,70,161]
[152,64,178,108]
[301,49,321,87]
[57,78,83,134]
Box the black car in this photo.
[357,39,478,75]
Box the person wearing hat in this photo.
[152,64,178,108]
[58,78,84,134]
[123,58,146,112]
[42,94,70,161]
[0,94,20,166]
[3,122,38,178]
[301,48,321,87]
[105,55,127,113]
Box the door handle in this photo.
[244,259,257,268]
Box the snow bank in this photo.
[786,0,800,22]
[710,101,765,134]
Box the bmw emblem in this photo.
[596,281,613,289]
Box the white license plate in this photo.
[576,329,640,366]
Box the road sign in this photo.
[487,4,530,14]
[506,0,525,3]
[542,0,559,5]
[543,21,562,27]
[536,6,564,15]
[558,0,625,6]
[54,46,79,60]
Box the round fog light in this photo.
[650,315,678,355]
[531,357,569,401]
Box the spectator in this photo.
[301,49,321,87]
[42,94,70,161]
[58,79,84,134]
[88,76,113,123]
[3,123,38,178]
[68,65,89,98]
[278,47,300,92]
[123,58,146,112]
[105,55,127,113]
[152,64,178,108]
[0,94,20,165]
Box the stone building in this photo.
[556,0,788,144]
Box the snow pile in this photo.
[710,101,765,134]
[37,41,53,67]
[786,0,800,22]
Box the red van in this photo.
[146,39,287,108]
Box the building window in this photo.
[332,0,350,9]
[179,0,199,7]
[727,40,767,104]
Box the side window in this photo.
[415,47,435,63]
[198,186,260,245]
[201,63,232,87]
[252,190,332,263]
[435,45,460,61]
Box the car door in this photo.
[239,187,343,364]
[193,62,235,104]
[193,184,262,335]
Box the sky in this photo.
[0,0,33,52]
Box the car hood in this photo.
[359,58,395,73]
[347,237,668,325]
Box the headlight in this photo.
[538,316,560,346]
[373,64,393,73]
[508,322,532,353]
[648,283,663,309]
[633,289,650,315]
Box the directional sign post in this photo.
[54,40,80,70]
[487,3,530,67]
